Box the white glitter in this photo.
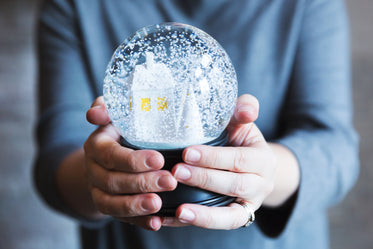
[103,23,238,149]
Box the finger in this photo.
[175,202,255,229]
[88,161,177,194]
[91,187,162,217]
[87,96,111,126]
[85,126,164,172]
[182,144,270,173]
[226,95,262,146]
[173,164,272,200]
[229,94,259,127]
[161,217,188,227]
[114,216,163,231]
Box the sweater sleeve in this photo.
[33,0,105,227]
[256,0,359,237]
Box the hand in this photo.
[163,94,277,229]
[84,97,177,231]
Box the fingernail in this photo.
[149,217,160,231]
[157,175,175,189]
[145,155,162,169]
[179,208,195,223]
[238,104,254,114]
[141,198,156,212]
[185,149,201,163]
[174,166,191,181]
[91,104,103,109]
[162,217,176,226]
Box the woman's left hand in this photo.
[163,94,277,229]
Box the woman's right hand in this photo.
[84,96,177,231]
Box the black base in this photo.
[120,130,235,217]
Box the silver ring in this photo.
[240,201,255,227]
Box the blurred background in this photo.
[0,0,371,248]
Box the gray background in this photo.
[0,0,371,248]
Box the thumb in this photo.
[229,94,259,127]
[86,96,111,125]
[227,94,264,147]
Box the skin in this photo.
[56,94,300,231]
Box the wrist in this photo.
[263,143,300,207]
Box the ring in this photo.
[240,201,255,227]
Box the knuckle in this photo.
[103,172,118,193]
[208,149,219,168]
[123,202,137,217]
[199,170,211,190]
[203,212,214,228]
[233,149,248,172]
[230,175,248,197]
[136,174,150,193]
[126,152,138,171]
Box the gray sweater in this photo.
[34,0,359,248]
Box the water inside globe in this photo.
[104,23,237,149]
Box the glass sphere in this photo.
[103,22,238,149]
